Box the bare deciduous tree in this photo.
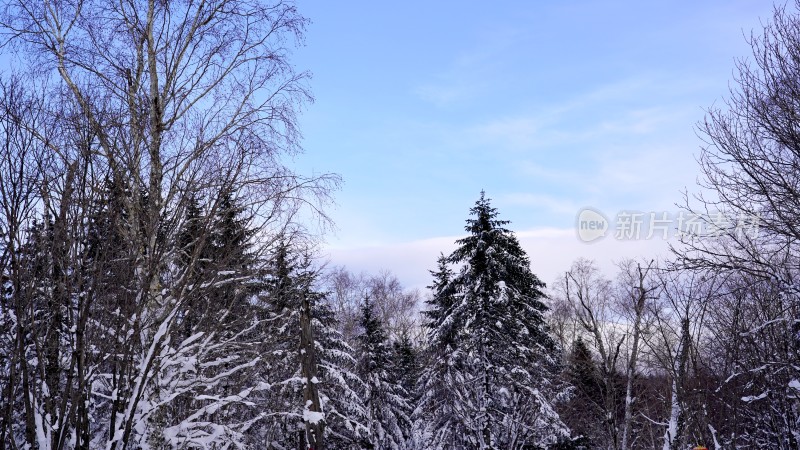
[671,2,800,445]
[550,258,658,450]
[0,1,339,449]
[325,266,421,346]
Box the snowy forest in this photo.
[0,0,799,449]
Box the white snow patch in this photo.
[741,392,768,402]
[303,409,325,424]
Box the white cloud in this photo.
[323,227,672,292]
[466,86,698,153]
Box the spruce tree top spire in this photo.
[461,190,510,235]
[448,192,549,325]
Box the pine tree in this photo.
[567,337,600,401]
[560,337,603,447]
[176,194,207,273]
[357,296,412,449]
[392,333,420,402]
[175,194,211,336]
[309,278,369,448]
[210,190,254,272]
[81,177,140,447]
[254,240,301,447]
[422,253,456,347]
[418,192,568,449]
[175,190,261,334]
[142,189,268,447]
[259,243,368,449]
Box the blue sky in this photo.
[292,1,774,288]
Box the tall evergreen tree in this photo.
[259,242,368,449]
[422,253,456,347]
[142,189,268,447]
[357,296,412,449]
[175,194,211,337]
[210,190,254,273]
[567,337,601,401]
[418,192,568,449]
[560,337,603,447]
[392,333,420,403]
[175,190,261,334]
[309,278,369,448]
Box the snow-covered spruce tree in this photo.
[392,332,421,406]
[312,281,369,448]
[357,296,412,449]
[418,192,568,449]
[560,337,603,447]
[5,216,65,447]
[143,189,270,447]
[391,333,421,450]
[258,242,368,449]
[257,241,322,449]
